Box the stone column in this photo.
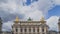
[35,27,37,33]
[44,27,46,34]
[14,28,16,34]
[27,27,29,33]
[18,28,20,34]
[39,27,42,34]
[31,27,33,33]
[23,28,24,34]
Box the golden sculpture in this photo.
[41,16,44,21]
[40,16,46,24]
[15,16,19,23]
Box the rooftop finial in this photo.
[15,16,19,23]
[28,17,32,21]
[41,16,44,21]
[40,16,46,24]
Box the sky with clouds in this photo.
[0,0,60,31]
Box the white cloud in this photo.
[17,6,43,20]
[0,0,56,20]
[31,0,55,12]
[23,0,27,2]
[47,16,59,31]
[25,10,43,20]
[0,0,17,13]
[2,21,14,31]
[17,0,56,20]
[54,0,60,5]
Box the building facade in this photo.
[0,16,60,34]
[12,17,49,34]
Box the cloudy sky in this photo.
[0,0,60,31]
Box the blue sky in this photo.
[48,6,60,18]
[0,0,60,31]
[24,0,38,5]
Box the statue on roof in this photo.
[40,16,46,24]
[27,17,32,21]
[14,16,20,23]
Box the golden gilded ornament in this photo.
[15,16,19,23]
[40,16,46,24]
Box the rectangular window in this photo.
[20,28,22,32]
[42,28,44,32]
[33,28,35,32]
[29,28,31,32]
[37,28,39,32]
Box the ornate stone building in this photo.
[12,16,49,34]
[0,16,60,34]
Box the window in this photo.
[33,28,35,32]
[42,33,45,34]
[37,28,39,32]
[24,28,27,32]
[16,28,18,32]
[42,28,44,32]
[20,28,22,32]
[29,28,31,32]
